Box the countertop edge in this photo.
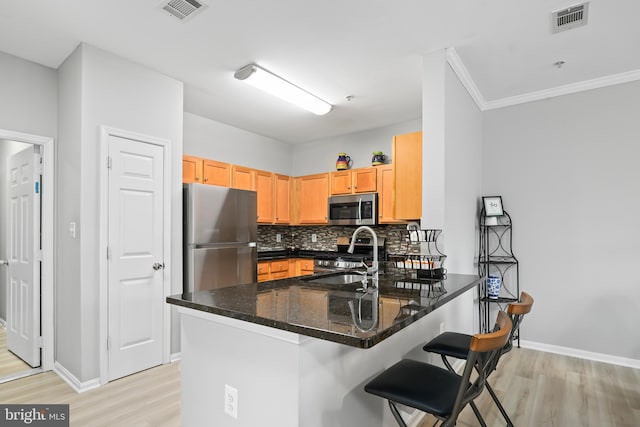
[167,274,482,349]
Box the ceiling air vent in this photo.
[552,2,589,33]
[160,0,207,22]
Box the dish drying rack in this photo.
[386,224,447,280]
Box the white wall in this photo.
[0,51,57,138]
[184,112,293,175]
[291,119,421,176]
[420,52,483,336]
[483,81,640,361]
[0,50,56,344]
[57,44,184,382]
[443,64,483,276]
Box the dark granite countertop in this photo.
[167,273,481,349]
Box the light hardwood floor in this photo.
[0,348,637,426]
[0,326,31,378]
[418,347,640,427]
[0,362,180,427]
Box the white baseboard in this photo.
[520,340,640,369]
[54,362,101,394]
[170,352,181,363]
[0,318,5,328]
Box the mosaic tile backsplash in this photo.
[257,224,425,256]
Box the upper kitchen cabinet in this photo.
[203,159,230,187]
[274,174,291,224]
[255,169,274,224]
[392,131,422,220]
[182,155,203,184]
[294,173,329,224]
[330,168,377,195]
[377,164,401,223]
[231,165,255,191]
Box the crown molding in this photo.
[484,69,640,110]
[445,47,486,110]
[445,47,640,111]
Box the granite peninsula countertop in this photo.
[167,273,481,348]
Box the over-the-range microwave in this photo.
[328,193,378,226]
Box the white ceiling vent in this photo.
[160,0,207,22]
[552,2,589,33]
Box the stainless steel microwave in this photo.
[328,193,378,226]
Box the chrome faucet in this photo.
[348,225,379,288]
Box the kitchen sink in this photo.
[304,273,368,286]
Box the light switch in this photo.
[69,222,77,239]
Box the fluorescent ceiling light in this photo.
[234,64,332,115]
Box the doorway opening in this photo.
[0,129,54,383]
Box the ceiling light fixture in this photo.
[234,64,332,115]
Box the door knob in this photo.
[152,262,165,271]
[0,259,8,266]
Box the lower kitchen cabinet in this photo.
[258,258,314,282]
[257,261,270,282]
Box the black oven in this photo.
[328,193,377,226]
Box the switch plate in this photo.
[276,233,282,243]
[225,384,238,419]
[311,234,317,243]
[69,222,77,239]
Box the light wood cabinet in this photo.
[202,159,230,187]
[377,164,403,224]
[182,155,203,183]
[255,169,274,224]
[393,131,422,220]
[288,258,315,277]
[298,259,314,276]
[296,173,329,224]
[257,261,270,282]
[330,168,377,195]
[274,174,291,224]
[231,165,254,191]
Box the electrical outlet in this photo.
[276,233,282,243]
[225,384,238,419]
[311,234,317,243]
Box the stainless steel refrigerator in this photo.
[183,183,257,293]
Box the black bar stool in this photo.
[364,311,512,427]
[422,291,534,426]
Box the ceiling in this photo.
[1,0,638,144]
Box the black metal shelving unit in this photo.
[478,210,520,344]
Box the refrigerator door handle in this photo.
[192,242,257,249]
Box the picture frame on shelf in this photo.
[482,196,504,217]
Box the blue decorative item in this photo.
[487,275,501,299]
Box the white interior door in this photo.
[6,145,41,367]
[107,135,164,381]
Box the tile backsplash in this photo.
[257,224,424,256]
